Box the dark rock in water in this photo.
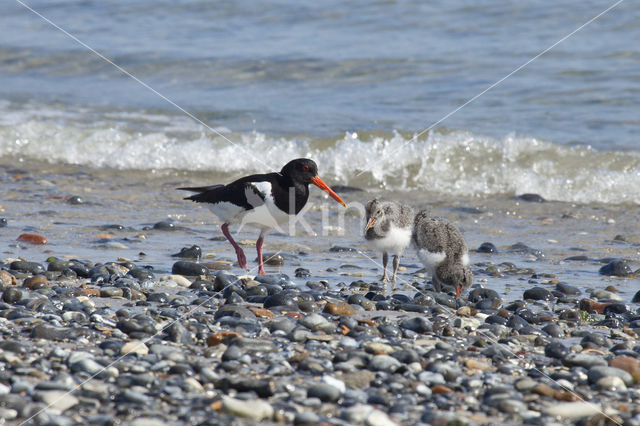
[0,218,7,227]
[100,224,125,231]
[329,246,357,253]
[263,293,298,310]
[506,315,529,331]
[171,245,202,260]
[172,261,209,276]
[330,185,364,193]
[66,195,84,205]
[153,220,176,231]
[475,298,502,310]
[517,193,546,202]
[523,287,555,301]
[307,383,342,403]
[295,268,311,278]
[260,253,285,266]
[2,287,22,304]
[468,288,499,303]
[127,267,154,281]
[564,255,589,261]
[545,341,569,359]
[509,243,545,259]
[454,206,484,214]
[613,234,628,242]
[255,274,290,286]
[10,261,45,274]
[485,315,508,326]
[477,242,498,253]
[632,290,640,303]
[599,260,632,277]
[556,282,580,295]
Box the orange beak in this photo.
[310,176,347,207]
[365,217,376,231]
[456,285,462,298]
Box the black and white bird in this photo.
[179,158,346,274]
[364,199,415,283]
[412,210,473,297]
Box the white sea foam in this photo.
[1,106,639,204]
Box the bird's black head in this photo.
[280,158,318,184]
[280,158,346,207]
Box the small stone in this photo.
[596,376,627,391]
[599,260,632,277]
[523,287,555,301]
[120,341,149,356]
[38,390,79,412]
[206,332,242,346]
[543,402,602,419]
[590,288,623,301]
[2,287,22,304]
[587,366,634,386]
[562,353,607,368]
[153,220,177,231]
[23,275,49,289]
[0,270,16,286]
[609,356,640,383]
[10,260,45,274]
[369,355,401,373]
[221,396,273,422]
[307,383,342,403]
[17,233,48,244]
[159,274,191,287]
[430,384,453,394]
[261,253,285,266]
[324,302,356,316]
[171,261,209,276]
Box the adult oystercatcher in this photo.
[178,158,346,274]
[364,199,415,283]
[412,210,473,297]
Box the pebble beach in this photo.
[1,162,640,425]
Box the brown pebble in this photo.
[17,233,48,245]
[248,307,275,318]
[457,306,477,316]
[465,358,493,371]
[0,271,17,286]
[206,331,242,347]
[532,383,556,398]
[23,275,49,289]
[610,356,640,383]
[554,391,578,402]
[80,287,101,297]
[579,298,608,314]
[431,384,453,394]
[604,285,619,293]
[324,302,356,316]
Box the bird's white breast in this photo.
[368,225,412,255]
[417,249,446,273]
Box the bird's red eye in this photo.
[302,165,310,172]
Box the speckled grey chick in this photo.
[364,199,415,283]
[412,210,473,296]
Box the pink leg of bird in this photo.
[221,223,248,270]
[256,231,265,274]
